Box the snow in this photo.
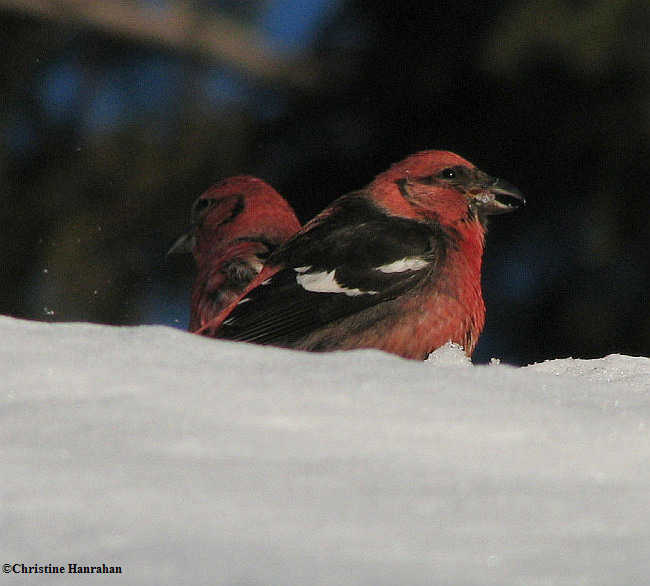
[2,315,649,585]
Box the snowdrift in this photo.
[2,315,649,585]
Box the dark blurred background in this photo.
[1,0,648,365]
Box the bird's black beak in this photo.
[167,231,195,256]
[472,178,525,215]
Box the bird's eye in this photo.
[190,198,216,223]
[440,168,457,179]
[193,198,215,214]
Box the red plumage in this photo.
[198,151,524,360]
[169,175,300,332]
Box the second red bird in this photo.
[170,175,301,331]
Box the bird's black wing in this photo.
[217,194,450,346]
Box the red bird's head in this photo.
[169,175,300,267]
[369,150,524,227]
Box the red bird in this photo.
[169,175,301,332]
[199,151,524,360]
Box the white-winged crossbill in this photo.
[169,175,300,331]
[198,152,524,359]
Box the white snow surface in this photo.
[2,315,649,585]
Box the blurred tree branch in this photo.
[0,0,320,89]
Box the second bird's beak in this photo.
[167,231,196,256]
[472,178,525,215]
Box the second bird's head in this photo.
[168,175,300,263]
